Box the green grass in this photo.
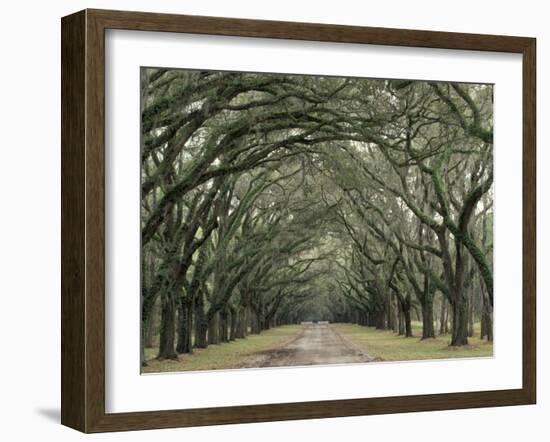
[334,322,493,362]
[143,325,303,373]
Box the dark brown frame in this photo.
[61,8,536,433]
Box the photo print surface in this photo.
[140,68,494,374]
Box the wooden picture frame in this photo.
[61,8,536,433]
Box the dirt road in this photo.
[241,323,373,368]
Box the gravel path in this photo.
[241,324,373,368]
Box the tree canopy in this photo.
[140,68,493,363]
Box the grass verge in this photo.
[143,325,303,373]
[333,322,493,362]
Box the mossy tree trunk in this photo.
[157,290,178,360]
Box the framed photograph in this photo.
[61,9,536,433]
